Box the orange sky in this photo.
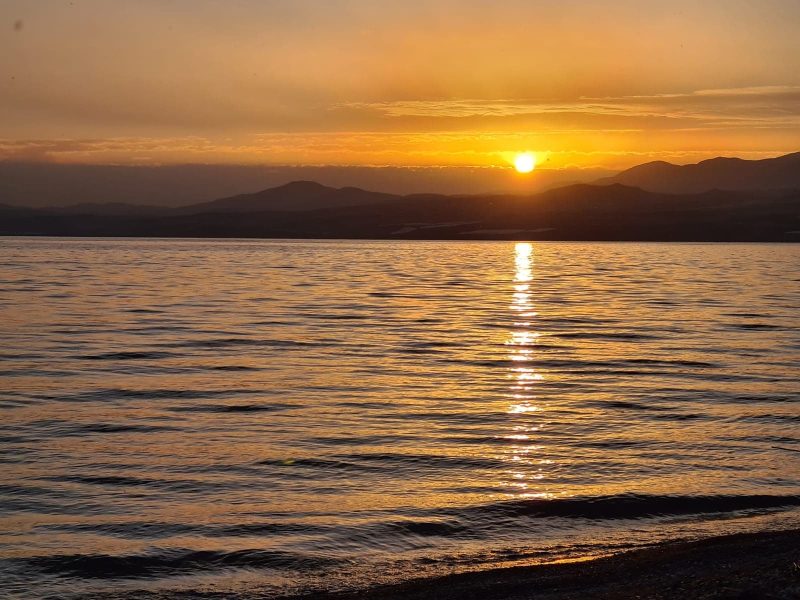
[1,0,799,170]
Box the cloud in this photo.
[339,86,800,130]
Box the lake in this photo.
[1,238,799,599]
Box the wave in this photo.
[168,402,296,414]
[443,493,800,521]
[550,331,660,341]
[170,337,319,349]
[72,423,179,435]
[17,548,340,579]
[727,323,783,330]
[253,453,505,481]
[43,474,256,495]
[38,388,258,402]
[258,452,503,471]
[78,351,175,361]
[36,494,796,561]
[41,520,331,539]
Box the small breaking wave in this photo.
[442,493,800,521]
[17,548,341,579]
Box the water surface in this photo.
[1,238,799,598]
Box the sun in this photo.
[514,152,536,173]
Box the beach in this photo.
[293,529,800,600]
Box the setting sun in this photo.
[514,152,536,173]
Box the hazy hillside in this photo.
[0,162,609,208]
[597,152,800,194]
[175,181,402,213]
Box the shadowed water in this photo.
[1,238,799,599]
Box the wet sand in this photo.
[291,529,800,600]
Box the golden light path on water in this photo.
[504,243,549,499]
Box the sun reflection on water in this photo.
[502,243,550,498]
[507,243,540,402]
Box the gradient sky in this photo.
[2,0,799,171]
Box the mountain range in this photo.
[597,152,800,193]
[1,153,798,241]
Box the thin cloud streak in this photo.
[340,86,800,125]
[1,135,793,170]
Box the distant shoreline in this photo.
[2,234,800,243]
[284,529,800,600]
[2,179,799,243]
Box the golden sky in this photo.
[2,0,799,170]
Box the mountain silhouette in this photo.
[2,182,798,242]
[597,152,800,194]
[175,181,400,213]
[2,151,800,241]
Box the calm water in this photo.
[1,238,799,599]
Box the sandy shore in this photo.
[288,529,800,600]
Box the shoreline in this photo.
[2,234,800,243]
[286,529,800,600]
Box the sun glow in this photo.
[514,152,536,173]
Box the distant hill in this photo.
[175,181,401,213]
[596,152,800,194]
[44,202,166,217]
[2,182,798,242]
